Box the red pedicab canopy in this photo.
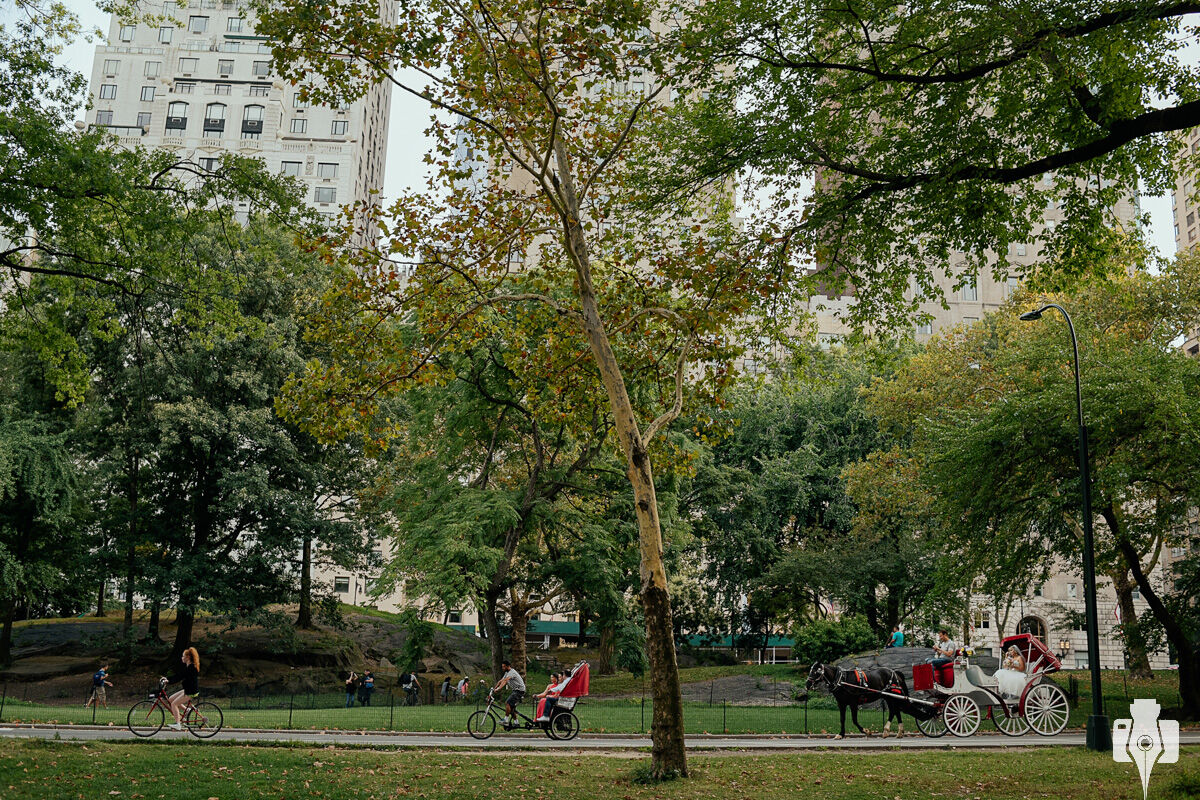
[999,633,1062,674]
[558,661,590,699]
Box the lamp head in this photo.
[1019,309,1043,321]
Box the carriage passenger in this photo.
[993,645,1028,698]
[930,629,957,668]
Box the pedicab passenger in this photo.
[534,672,564,722]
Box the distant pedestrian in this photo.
[456,675,469,700]
[86,664,113,709]
[401,670,420,706]
[440,676,451,704]
[344,671,358,708]
[360,671,375,706]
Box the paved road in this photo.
[3,725,1198,750]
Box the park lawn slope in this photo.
[0,741,1198,800]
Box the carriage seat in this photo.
[965,664,997,688]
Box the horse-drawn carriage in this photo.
[808,633,1071,738]
[908,633,1071,737]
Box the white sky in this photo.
[47,0,1187,260]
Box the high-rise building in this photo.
[1172,128,1200,358]
[85,0,391,240]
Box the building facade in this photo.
[85,0,391,236]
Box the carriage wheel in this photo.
[548,711,580,741]
[467,710,496,740]
[915,707,948,738]
[1024,682,1069,736]
[989,702,1029,736]
[943,694,981,737]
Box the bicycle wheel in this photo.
[127,699,165,737]
[548,711,580,741]
[185,701,224,739]
[467,710,496,740]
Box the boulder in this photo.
[835,646,999,675]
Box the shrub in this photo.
[792,615,877,664]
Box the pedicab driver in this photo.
[492,659,526,728]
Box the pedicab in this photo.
[467,660,590,740]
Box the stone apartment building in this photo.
[85,0,391,241]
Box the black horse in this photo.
[806,662,910,739]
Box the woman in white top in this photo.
[535,672,567,722]
[994,645,1028,698]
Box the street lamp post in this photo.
[1020,303,1112,752]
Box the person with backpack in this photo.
[86,664,113,709]
[401,669,420,705]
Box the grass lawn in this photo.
[0,740,1198,800]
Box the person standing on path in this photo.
[360,671,375,706]
[344,672,358,708]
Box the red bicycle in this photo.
[127,677,224,738]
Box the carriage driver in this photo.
[931,628,958,668]
[492,659,527,729]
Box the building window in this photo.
[220,40,242,53]
[188,15,208,32]
[1015,243,1026,256]
[214,83,231,95]
[248,85,269,97]
[99,84,117,99]
[103,59,120,74]
[227,16,243,31]
[448,610,463,624]
[962,276,978,302]
[144,61,161,77]
[136,111,151,128]
[289,118,307,134]
[334,577,349,593]
[252,60,270,76]
[203,102,226,136]
[139,86,155,102]
[331,119,348,136]
[292,91,310,108]
[1067,583,1077,599]
[280,160,302,176]
[198,157,219,171]
[1005,276,1020,297]
[241,104,264,138]
[95,110,113,125]
[218,59,234,75]
[166,101,188,129]
[1033,585,1043,597]
[916,322,932,335]
[1074,654,1089,669]
[1188,212,1195,227]
[1132,587,1141,600]
[174,81,195,94]
[972,609,990,629]
[179,57,198,73]
[163,0,176,13]
[159,26,173,43]
[316,162,338,178]
[963,316,979,325]
[119,24,135,42]
[315,187,336,203]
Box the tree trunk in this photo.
[122,543,136,661]
[885,586,900,633]
[297,535,314,629]
[147,597,160,641]
[95,579,106,618]
[556,138,686,778]
[0,596,16,666]
[169,605,195,665]
[1114,534,1200,717]
[1110,567,1153,679]
[598,624,616,675]
[864,586,879,637]
[510,611,529,677]
[480,589,505,681]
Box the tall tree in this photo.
[868,261,1200,716]
[259,0,800,775]
[658,0,1197,323]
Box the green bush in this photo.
[792,615,877,664]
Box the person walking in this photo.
[401,669,421,705]
[440,676,451,704]
[86,664,113,709]
[344,671,359,708]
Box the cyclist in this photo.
[161,647,200,731]
[491,659,526,729]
